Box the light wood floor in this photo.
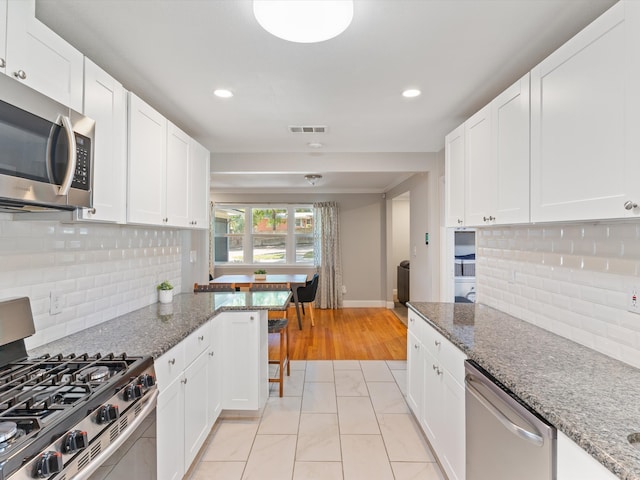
[270,307,408,361]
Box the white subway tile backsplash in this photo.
[478,221,640,369]
[0,219,183,349]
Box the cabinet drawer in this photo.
[408,310,425,339]
[155,342,185,389]
[422,321,467,385]
[184,322,210,366]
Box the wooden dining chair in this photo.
[193,282,235,292]
[249,282,291,396]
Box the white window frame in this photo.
[213,204,313,266]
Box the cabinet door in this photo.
[531,3,635,222]
[5,0,83,110]
[464,104,494,226]
[421,347,441,449]
[208,319,222,427]
[157,377,184,480]
[128,93,167,225]
[406,329,423,418]
[166,122,190,228]
[0,0,6,75]
[557,431,618,480]
[445,124,465,227]
[183,349,210,468]
[81,59,127,223]
[492,73,530,225]
[189,139,210,229]
[221,312,260,410]
[439,371,465,480]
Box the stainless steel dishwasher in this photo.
[465,360,556,480]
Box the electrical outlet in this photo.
[50,291,62,315]
[629,285,640,315]
[189,250,197,263]
[341,285,347,294]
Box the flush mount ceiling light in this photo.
[307,142,324,149]
[304,174,323,186]
[213,89,233,98]
[253,0,354,43]
[402,89,421,98]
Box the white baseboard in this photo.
[385,301,395,309]
[342,300,387,308]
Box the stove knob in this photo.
[124,383,143,401]
[96,404,119,424]
[34,451,63,478]
[139,373,155,388]
[63,430,88,453]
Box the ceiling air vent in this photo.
[288,125,328,134]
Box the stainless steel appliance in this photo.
[0,74,95,212]
[465,360,556,480]
[0,297,157,480]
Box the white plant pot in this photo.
[254,274,267,281]
[159,289,173,304]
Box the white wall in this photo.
[0,218,184,350]
[477,221,640,369]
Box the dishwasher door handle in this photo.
[465,374,544,447]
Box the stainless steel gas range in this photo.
[0,297,157,480]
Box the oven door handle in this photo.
[465,374,544,447]
[73,388,159,480]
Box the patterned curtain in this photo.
[313,201,343,309]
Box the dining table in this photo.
[210,274,309,329]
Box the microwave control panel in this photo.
[71,134,91,191]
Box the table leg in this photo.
[292,287,303,329]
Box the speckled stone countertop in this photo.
[408,301,640,480]
[29,291,292,360]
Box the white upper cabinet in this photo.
[5,0,83,110]
[166,122,191,228]
[492,73,530,225]
[464,74,530,227]
[445,124,466,227]
[464,104,493,226]
[531,2,639,222]
[128,93,167,226]
[189,139,210,229]
[80,59,127,223]
[0,0,6,75]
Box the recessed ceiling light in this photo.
[253,0,354,43]
[214,89,233,98]
[402,89,421,98]
[307,142,324,149]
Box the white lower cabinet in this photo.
[557,432,618,480]
[156,311,266,480]
[407,307,466,480]
[220,310,269,411]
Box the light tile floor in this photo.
[189,360,445,480]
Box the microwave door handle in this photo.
[45,123,56,185]
[57,115,77,196]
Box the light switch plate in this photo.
[629,285,640,315]
[50,291,62,315]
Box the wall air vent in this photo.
[288,125,328,134]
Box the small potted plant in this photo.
[254,269,267,281]
[157,280,174,304]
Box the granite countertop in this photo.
[408,301,640,480]
[29,290,292,360]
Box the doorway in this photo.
[389,192,410,324]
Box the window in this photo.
[213,205,314,265]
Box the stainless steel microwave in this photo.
[0,74,95,212]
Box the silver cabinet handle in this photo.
[198,335,204,341]
[168,358,176,365]
[14,69,26,80]
[181,378,188,384]
[624,201,638,211]
[457,218,463,224]
[414,344,419,349]
[465,374,544,447]
[250,316,254,321]
[434,340,441,347]
[88,208,96,215]
[432,365,442,375]
[0,58,5,68]
[209,351,215,357]
[409,317,414,323]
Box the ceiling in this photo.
[36,0,617,193]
